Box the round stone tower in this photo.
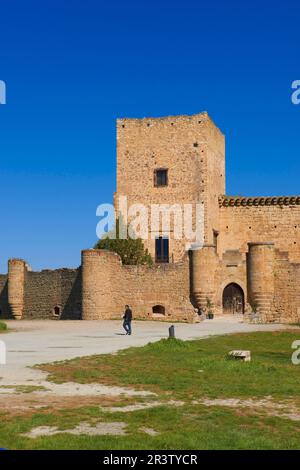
[191,245,218,312]
[247,242,275,321]
[81,249,121,320]
[8,259,26,320]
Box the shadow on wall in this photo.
[60,268,82,320]
[188,250,198,309]
[0,281,12,319]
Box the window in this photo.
[155,236,169,263]
[154,169,168,187]
[213,230,219,251]
[53,306,61,317]
[152,305,166,315]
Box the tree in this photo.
[94,219,153,266]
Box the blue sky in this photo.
[0,0,299,272]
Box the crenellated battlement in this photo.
[219,195,300,207]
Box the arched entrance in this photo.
[222,283,244,315]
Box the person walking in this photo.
[123,305,133,335]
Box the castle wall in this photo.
[191,245,218,311]
[215,251,248,313]
[190,242,300,323]
[204,117,225,244]
[219,197,300,262]
[115,112,225,262]
[247,242,275,321]
[0,274,9,317]
[82,249,196,321]
[273,250,300,323]
[24,268,81,319]
[8,259,26,319]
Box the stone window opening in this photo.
[152,305,166,315]
[155,236,169,263]
[154,168,168,187]
[213,230,219,251]
[53,305,62,317]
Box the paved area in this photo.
[0,317,286,388]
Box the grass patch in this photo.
[0,321,7,332]
[0,401,300,450]
[1,330,300,449]
[38,331,300,400]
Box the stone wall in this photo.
[274,250,300,323]
[0,274,9,318]
[219,197,300,262]
[215,250,247,314]
[82,249,196,322]
[2,247,300,324]
[24,268,82,319]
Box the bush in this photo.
[95,218,153,266]
[0,321,7,331]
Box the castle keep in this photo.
[1,112,300,323]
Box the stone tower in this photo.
[115,112,225,262]
[8,259,26,320]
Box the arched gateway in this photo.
[222,283,244,315]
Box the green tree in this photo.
[94,219,153,266]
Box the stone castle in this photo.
[1,111,300,323]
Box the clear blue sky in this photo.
[0,0,299,273]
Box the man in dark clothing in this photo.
[123,305,133,335]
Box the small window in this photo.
[154,169,168,187]
[53,306,61,317]
[152,305,166,315]
[213,230,219,250]
[155,236,169,263]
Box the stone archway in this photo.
[222,283,244,315]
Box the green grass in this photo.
[0,321,7,332]
[39,330,300,399]
[1,403,300,450]
[1,330,300,449]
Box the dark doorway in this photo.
[152,305,166,315]
[155,236,169,263]
[222,283,244,314]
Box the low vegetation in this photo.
[1,330,300,449]
[39,330,300,399]
[94,218,153,266]
[0,321,7,332]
